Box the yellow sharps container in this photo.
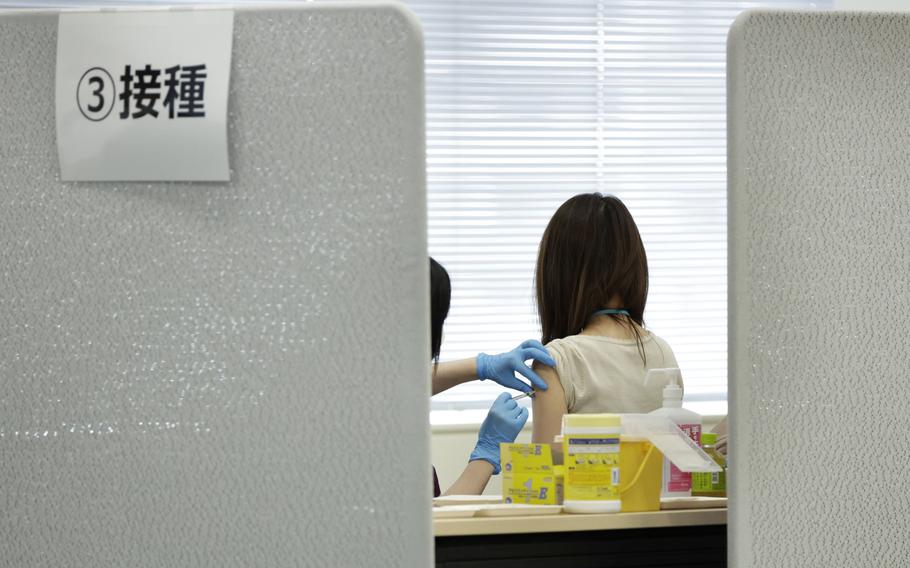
[619,436,662,512]
[617,413,722,513]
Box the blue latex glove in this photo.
[469,392,530,475]
[476,339,556,393]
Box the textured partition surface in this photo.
[728,11,910,567]
[0,5,430,567]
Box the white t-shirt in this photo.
[545,332,680,414]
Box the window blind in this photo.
[407,0,831,419]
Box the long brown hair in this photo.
[535,193,649,360]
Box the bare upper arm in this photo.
[531,361,567,445]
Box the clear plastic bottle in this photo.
[692,432,726,497]
[648,368,702,498]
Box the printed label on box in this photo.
[501,443,560,505]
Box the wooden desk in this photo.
[435,509,726,567]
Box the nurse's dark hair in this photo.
[429,257,451,362]
[535,193,648,362]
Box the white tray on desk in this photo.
[660,496,727,510]
[433,495,503,507]
[433,505,486,519]
[475,504,563,517]
[433,503,563,519]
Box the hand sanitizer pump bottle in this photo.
[648,368,702,498]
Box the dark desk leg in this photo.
[436,524,726,568]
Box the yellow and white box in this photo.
[500,443,561,505]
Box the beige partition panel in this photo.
[728,11,910,567]
[0,5,430,567]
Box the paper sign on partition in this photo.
[55,10,233,181]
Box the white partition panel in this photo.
[729,11,910,567]
[0,5,429,567]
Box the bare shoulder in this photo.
[531,360,567,444]
[532,358,561,388]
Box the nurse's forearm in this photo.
[431,358,478,396]
[444,460,494,496]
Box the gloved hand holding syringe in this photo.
[431,339,555,397]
